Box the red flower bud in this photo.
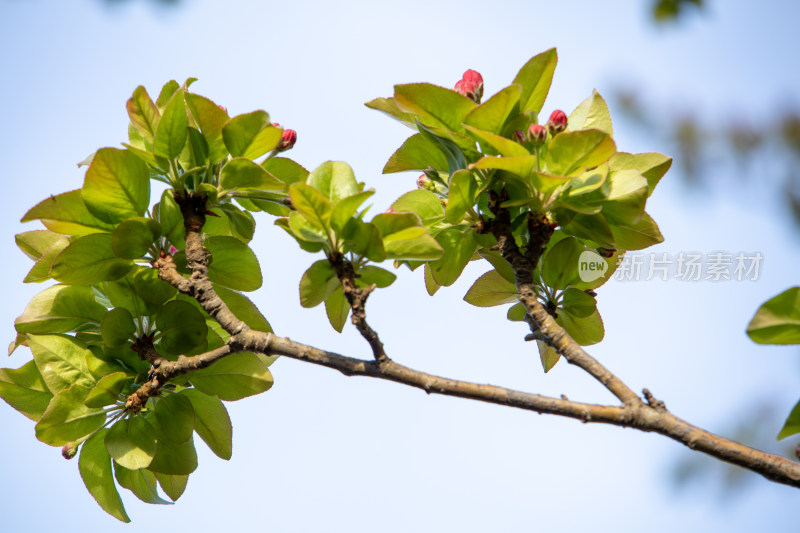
[527,124,548,145]
[547,109,568,135]
[513,130,526,144]
[62,442,78,460]
[454,69,483,103]
[272,122,281,128]
[168,245,178,256]
[277,129,297,152]
[416,174,431,190]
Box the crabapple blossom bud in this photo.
[385,207,396,214]
[276,129,297,152]
[218,105,228,114]
[528,124,548,145]
[596,247,616,258]
[417,174,431,189]
[547,109,568,135]
[513,130,526,144]
[62,442,78,460]
[462,69,483,102]
[168,245,178,256]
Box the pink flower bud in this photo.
[416,174,430,189]
[276,129,297,152]
[168,245,178,256]
[272,122,281,128]
[454,70,483,103]
[462,69,483,86]
[527,124,548,145]
[513,130,526,144]
[547,109,568,135]
[62,442,78,460]
[385,207,396,214]
[218,105,228,114]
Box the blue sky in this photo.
[2,0,800,531]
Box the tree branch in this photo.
[154,191,800,491]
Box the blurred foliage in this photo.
[614,89,800,226]
[651,0,704,23]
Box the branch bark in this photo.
[151,191,800,491]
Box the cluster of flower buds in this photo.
[547,109,568,136]
[454,69,484,103]
[272,122,297,152]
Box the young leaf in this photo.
[430,228,476,286]
[383,133,449,174]
[80,429,131,523]
[463,84,522,134]
[51,233,134,285]
[146,431,198,476]
[262,157,309,187]
[568,90,613,135]
[747,287,800,345]
[185,92,230,163]
[307,161,360,203]
[464,270,518,307]
[222,111,281,159]
[0,360,53,421]
[609,152,672,197]
[205,236,263,292]
[84,372,128,408]
[537,340,561,373]
[445,170,478,224]
[357,266,397,289]
[111,217,161,259]
[35,384,105,446]
[214,285,272,332]
[561,288,597,318]
[23,236,71,283]
[21,190,115,235]
[330,190,375,234]
[105,416,157,470]
[556,308,605,346]
[546,129,616,177]
[190,352,273,401]
[541,237,584,290]
[14,284,106,336]
[114,463,171,505]
[156,300,208,355]
[179,389,233,460]
[27,333,95,394]
[15,230,63,261]
[153,89,188,159]
[289,183,334,232]
[394,83,476,133]
[513,48,558,114]
[154,394,195,443]
[154,472,189,502]
[127,86,160,144]
[324,286,350,333]
[299,260,339,308]
[82,148,151,225]
[390,190,445,227]
[609,212,664,250]
[220,158,285,192]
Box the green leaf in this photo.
[592,169,649,226]
[146,431,197,475]
[546,129,616,176]
[156,80,180,109]
[478,249,515,284]
[507,302,526,322]
[609,152,673,197]
[383,134,449,174]
[542,237,584,290]
[28,333,95,394]
[180,127,210,169]
[51,233,133,285]
[462,125,530,158]
[390,190,445,226]
[111,217,161,259]
[157,300,208,355]
[537,340,561,373]
[21,190,115,235]
[0,360,53,421]
[566,164,608,197]
[36,384,105,446]
[610,212,663,250]
[365,96,417,127]
[185,92,230,163]
[299,260,339,308]
[23,236,71,283]
[464,270,518,307]
[778,399,800,440]
[158,189,185,249]
[190,352,273,401]
[324,286,350,333]
[445,170,478,224]
[127,86,160,144]
[463,84,522,133]
[80,429,131,523]
[394,83,477,133]
[15,230,63,261]
[205,235,263,292]
[220,158,285,192]
[568,90,613,135]
[430,229,476,286]
[341,220,385,262]
[15,284,106,335]
[561,213,615,248]
[179,389,232,460]
[357,266,396,288]
[330,190,375,234]
[82,148,150,225]
[114,463,170,505]
[513,48,558,114]
[383,233,443,261]
[747,287,800,345]
[561,288,597,318]
[371,212,423,237]
[153,89,188,159]
[307,161,360,203]
[424,262,440,296]
[286,212,328,246]
[416,121,470,176]
[289,183,333,232]
[222,111,282,159]
[84,372,128,408]
[134,268,178,312]
[154,472,189,502]
[214,285,272,332]
[105,416,157,470]
[557,308,605,346]
[261,157,309,187]
[471,155,538,180]
[155,394,195,443]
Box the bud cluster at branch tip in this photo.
[454,69,484,103]
[547,109,568,136]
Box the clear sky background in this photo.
[1,0,800,531]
